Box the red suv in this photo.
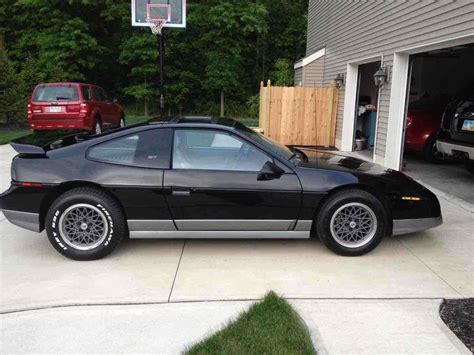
[28,83,125,134]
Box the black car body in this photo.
[0,116,442,260]
[437,93,474,172]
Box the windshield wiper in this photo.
[55,96,73,100]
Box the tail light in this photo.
[80,103,89,113]
[27,104,32,116]
[405,115,413,128]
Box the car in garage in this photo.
[0,117,443,260]
[28,82,125,134]
[437,93,474,173]
[404,96,449,162]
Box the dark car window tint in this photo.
[92,87,104,101]
[100,88,110,101]
[173,129,271,171]
[33,86,79,102]
[88,129,172,169]
[82,86,92,101]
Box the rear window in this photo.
[33,85,79,102]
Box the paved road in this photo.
[1,144,472,353]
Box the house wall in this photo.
[306,0,474,160]
[294,67,303,86]
[302,56,324,87]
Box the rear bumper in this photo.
[437,139,474,160]
[392,216,442,236]
[2,209,41,232]
[28,117,91,131]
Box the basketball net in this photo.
[147,17,167,35]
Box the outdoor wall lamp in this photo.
[334,73,345,88]
[374,66,388,88]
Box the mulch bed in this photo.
[439,298,473,352]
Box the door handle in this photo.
[172,190,191,196]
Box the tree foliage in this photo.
[1,0,307,123]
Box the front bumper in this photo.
[2,209,41,232]
[392,216,442,235]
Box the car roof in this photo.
[150,116,239,128]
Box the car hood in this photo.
[293,148,390,176]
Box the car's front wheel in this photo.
[316,189,387,256]
[46,187,125,260]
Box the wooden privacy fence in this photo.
[259,81,338,147]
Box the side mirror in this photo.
[257,161,285,181]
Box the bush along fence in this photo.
[259,81,338,147]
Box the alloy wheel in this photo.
[59,204,108,251]
[329,202,377,248]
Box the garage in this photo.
[401,44,474,205]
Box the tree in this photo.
[119,33,159,117]
[0,50,24,125]
[270,59,293,86]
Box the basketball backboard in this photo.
[131,0,186,28]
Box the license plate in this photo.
[48,106,62,113]
[461,119,474,132]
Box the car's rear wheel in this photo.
[316,189,387,256]
[46,187,125,260]
[119,114,126,128]
[93,118,102,135]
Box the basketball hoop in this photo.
[147,17,167,35]
[146,3,171,35]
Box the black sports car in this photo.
[0,116,442,260]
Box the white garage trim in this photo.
[385,52,410,170]
[340,63,359,151]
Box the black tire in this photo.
[45,187,125,260]
[315,189,387,256]
[466,160,474,174]
[423,135,443,163]
[93,117,102,135]
[119,114,126,128]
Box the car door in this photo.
[86,128,175,234]
[163,128,302,231]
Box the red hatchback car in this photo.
[28,83,125,134]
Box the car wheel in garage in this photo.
[46,187,125,260]
[316,189,387,256]
[423,135,443,163]
[465,161,474,174]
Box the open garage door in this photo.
[401,44,474,205]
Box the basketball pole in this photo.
[158,31,165,119]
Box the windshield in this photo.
[234,122,294,161]
[33,85,79,102]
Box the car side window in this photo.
[172,129,271,172]
[100,88,110,102]
[88,128,172,169]
[82,86,92,101]
[92,87,102,101]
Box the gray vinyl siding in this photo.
[294,67,303,86]
[307,0,474,158]
[303,56,324,87]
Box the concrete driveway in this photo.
[1,144,473,353]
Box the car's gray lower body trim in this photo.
[2,209,41,232]
[392,216,443,236]
[437,140,474,159]
[127,220,177,231]
[294,220,312,231]
[174,219,296,231]
[129,230,310,239]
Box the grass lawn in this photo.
[0,128,32,145]
[186,291,316,355]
